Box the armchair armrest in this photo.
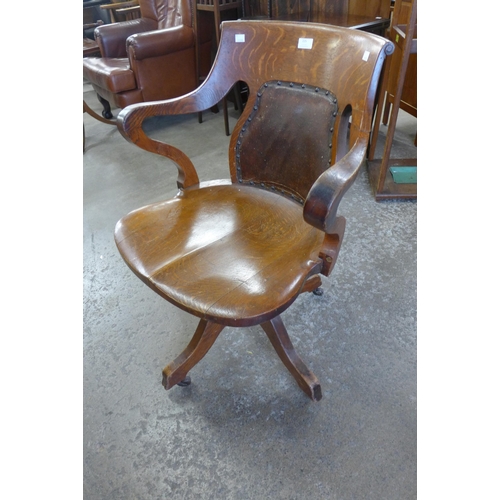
[126,25,195,61]
[99,1,139,10]
[303,140,368,234]
[117,75,232,189]
[116,5,141,16]
[83,20,104,31]
[95,17,157,58]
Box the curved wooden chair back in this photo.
[120,21,393,229]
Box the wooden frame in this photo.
[367,0,417,200]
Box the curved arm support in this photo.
[117,71,237,189]
[117,102,199,189]
[303,139,367,234]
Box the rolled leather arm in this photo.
[95,18,157,58]
[303,140,367,234]
[126,25,195,61]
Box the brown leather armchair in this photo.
[83,0,212,120]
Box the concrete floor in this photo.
[83,82,417,499]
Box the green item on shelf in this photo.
[389,166,417,184]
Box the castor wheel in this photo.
[177,376,191,387]
[102,109,113,120]
[312,287,324,296]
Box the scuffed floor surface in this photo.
[83,83,417,499]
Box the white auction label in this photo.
[298,38,314,49]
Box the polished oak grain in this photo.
[116,182,326,326]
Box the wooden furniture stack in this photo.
[196,0,243,42]
[367,0,417,200]
[247,0,391,32]
[194,1,244,135]
[83,0,108,57]
[99,0,141,23]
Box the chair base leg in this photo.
[97,93,113,120]
[161,315,321,402]
[301,274,322,295]
[223,97,230,136]
[162,319,225,390]
[261,315,322,402]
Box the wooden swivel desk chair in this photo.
[115,20,394,401]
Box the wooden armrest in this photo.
[83,20,104,30]
[117,97,203,190]
[100,1,139,10]
[117,73,233,189]
[303,140,367,234]
[116,5,140,14]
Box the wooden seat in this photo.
[115,20,394,401]
[116,183,326,323]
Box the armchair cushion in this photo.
[83,58,136,93]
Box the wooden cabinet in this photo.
[245,0,391,20]
[367,0,417,200]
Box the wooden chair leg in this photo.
[233,82,243,112]
[300,274,323,295]
[223,97,230,136]
[162,319,225,390]
[261,315,322,402]
[198,105,220,124]
[382,96,392,125]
